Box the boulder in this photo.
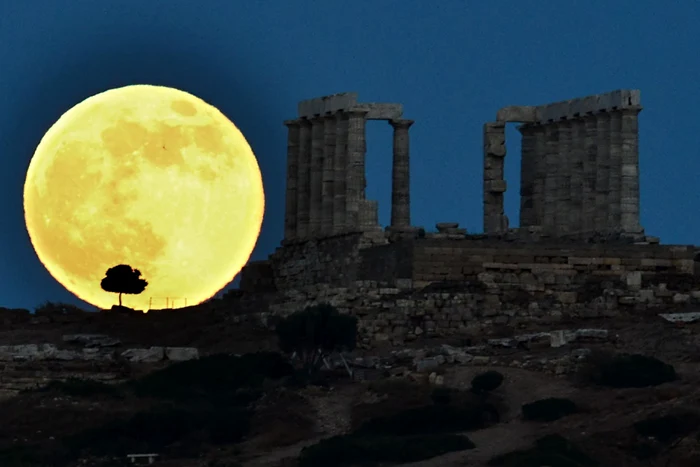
[62,334,121,347]
[165,347,199,361]
[120,347,164,363]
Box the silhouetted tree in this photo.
[100,264,148,307]
[276,303,358,375]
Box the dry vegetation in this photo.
[1,304,700,465]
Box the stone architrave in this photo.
[345,109,368,231]
[389,119,414,228]
[309,116,325,236]
[608,111,623,230]
[594,112,610,232]
[295,119,312,238]
[332,112,349,233]
[321,114,336,236]
[283,120,300,241]
[619,106,642,233]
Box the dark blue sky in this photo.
[1,1,699,311]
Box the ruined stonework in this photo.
[283,92,416,242]
[485,89,643,238]
[239,90,700,348]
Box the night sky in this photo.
[1,1,699,311]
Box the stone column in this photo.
[345,109,368,231]
[608,110,623,231]
[389,118,414,229]
[296,119,312,238]
[283,120,300,241]
[308,116,325,237]
[620,106,642,233]
[557,120,572,235]
[483,122,507,234]
[321,113,336,236]
[594,112,611,233]
[532,124,546,226]
[332,112,349,234]
[569,118,585,236]
[518,124,536,227]
[581,114,598,236]
[542,123,559,233]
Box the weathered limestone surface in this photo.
[483,122,507,234]
[390,119,413,228]
[321,115,336,236]
[309,117,325,236]
[486,89,644,240]
[295,119,312,238]
[333,113,349,234]
[243,232,700,346]
[286,93,414,241]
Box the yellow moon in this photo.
[23,85,265,310]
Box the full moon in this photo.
[23,85,265,310]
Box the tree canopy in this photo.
[100,264,148,307]
[276,303,358,375]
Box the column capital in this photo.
[283,119,301,128]
[297,118,312,128]
[389,118,414,129]
[346,108,369,119]
[309,114,325,124]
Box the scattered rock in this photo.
[119,347,165,363]
[62,334,121,348]
[165,347,199,361]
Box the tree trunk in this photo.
[118,293,122,306]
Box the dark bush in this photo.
[431,387,453,405]
[522,397,579,422]
[356,403,494,436]
[488,434,599,466]
[471,370,504,394]
[276,304,358,374]
[586,353,676,388]
[132,352,293,402]
[39,378,123,398]
[633,411,700,444]
[298,433,474,467]
[64,405,251,457]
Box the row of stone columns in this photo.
[284,112,414,241]
[513,107,642,236]
[484,106,642,237]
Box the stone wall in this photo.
[243,235,700,346]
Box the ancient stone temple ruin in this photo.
[238,90,700,348]
[484,90,643,238]
[282,92,415,243]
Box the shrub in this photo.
[39,378,123,398]
[633,411,700,444]
[471,370,504,394]
[488,434,599,466]
[276,304,358,375]
[132,352,293,402]
[64,405,251,457]
[356,403,495,436]
[298,433,474,467]
[586,353,676,388]
[431,387,453,405]
[522,397,579,422]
